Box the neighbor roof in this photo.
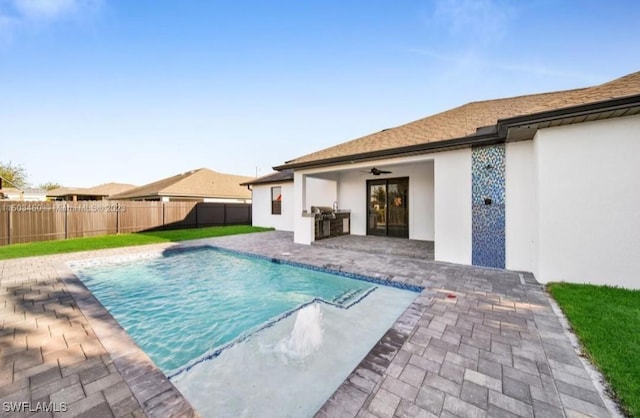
[240,170,294,186]
[276,71,640,170]
[108,168,253,200]
[47,183,136,198]
[46,187,85,197]
[84,183,136,196]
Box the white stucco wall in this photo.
[337,170,367,235]
[293,172,315,244]
[306,177,338,208]
[535,115,640,288]
[434,148,472,264]
[336,161,434,240]
[505,141,537,272]
[250,182,294,231]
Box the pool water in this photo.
[72,246,419,417]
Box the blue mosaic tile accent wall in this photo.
[472,144,505,269]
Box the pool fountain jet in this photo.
[276,303,324,360]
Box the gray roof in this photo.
[240,170,294,186]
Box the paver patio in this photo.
[0,231,618,417]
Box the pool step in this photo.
[333,288,367,306]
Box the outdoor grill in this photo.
[311,206,336,220]
[311,206,335,238]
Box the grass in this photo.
[0,225,273,260]
[547,283,640,417]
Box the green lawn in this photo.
[548,283,640,417]
[0,225,273,260]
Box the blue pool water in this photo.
[74,246,421,417]
[73,246,381,374]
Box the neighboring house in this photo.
[109,168,253,203]
[0,177,47,201]
[261,71,640,289]
[47,183,136,201]
[0,187,22,200]
[0,187,47,201]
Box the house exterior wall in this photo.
[293,172,315,244]
[251,182,294,231]
[505,140,537,272]
[434,148,472,264]
[337,161,434,240]
[306,177,338,208]
[534,115,640,288]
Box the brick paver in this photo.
[0,246,196,418]
[0,231,622,417]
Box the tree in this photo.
[0,161,28,189]
[39,182,61,191]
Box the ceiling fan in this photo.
[361,167,392,176]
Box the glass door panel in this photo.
[367,181,387,236]
[387,179,409,238]
[367,178,409,238]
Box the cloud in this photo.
[411,1,602,87]
[404,47,602,84]
[13,0,79,19]
[0,0,101,39]
[428,0,516,45]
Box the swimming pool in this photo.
[72,246,419,417]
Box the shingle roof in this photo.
[46,187,86,197]
[47,183,136,198]
[108,168,253,200]
[84,183,136,197]
[240,170,294,186]
[280,71,640,168]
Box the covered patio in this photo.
[312,234,435,260]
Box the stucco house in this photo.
[247,71,640,289]
[110,168,253,203]
[0,187,47,201]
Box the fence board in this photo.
[163,201,197,229]
[0,210,8,246]
[0,200,251,246]
[225,204,252,225]
[118,201,164,233]
[66,202,119,238]
[197,204,226,226]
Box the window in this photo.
[271,186,282,215]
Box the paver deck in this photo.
[0,231,619,417]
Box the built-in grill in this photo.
[311,206,336,219]
[311,206,334,238]
[310,206,350,240]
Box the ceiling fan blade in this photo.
[370,167,392,175]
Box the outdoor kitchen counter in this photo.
[314,210,350,240]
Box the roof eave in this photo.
[275,93,640,171]
[273,132,502,171]
[498,93,640,140]
[241,179,294,186]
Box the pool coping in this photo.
[53,258,200,418]
[56,240,431,417]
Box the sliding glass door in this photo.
[367,178,409,238]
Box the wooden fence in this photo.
[0,201,252,246]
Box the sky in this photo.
[1,0,640,188]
